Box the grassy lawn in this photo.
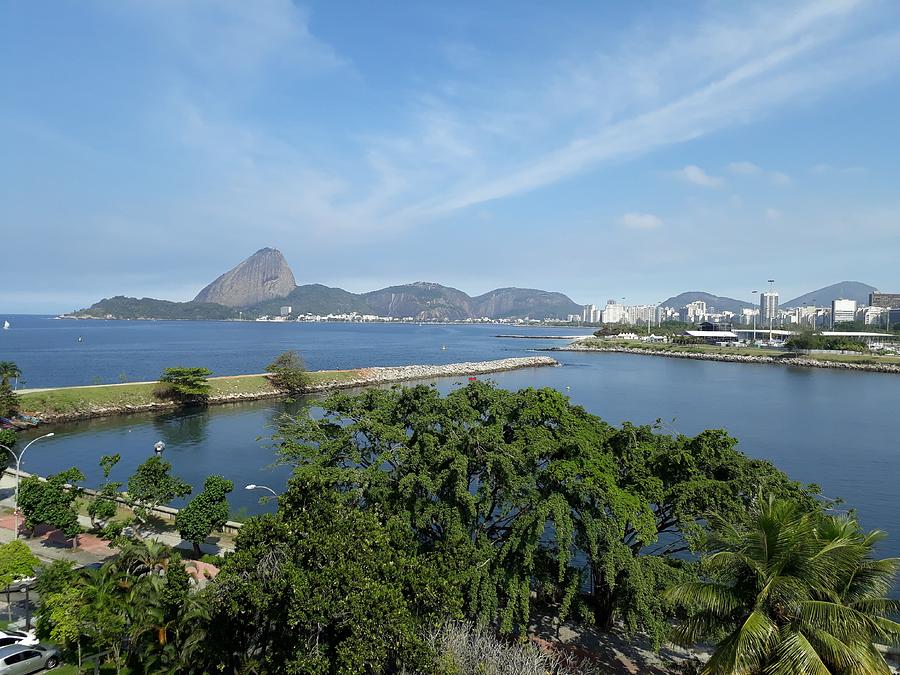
[20,369,366,416]
[581,339,900,366]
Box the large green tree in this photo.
[17,467,85,544]
[126,455,191,533]
[198,478,451,673]
[274,381,817,642]
[175,475,233,556]
[0,362,20,387]
[87,453,122,529]
[0,540,39,613]
[156,366,213,402]
[266,350,309,393]
[0,382,19,418]
[665,495,900,674]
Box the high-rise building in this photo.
[869,292,900,308]
[831,298,857,325]
[601,299,626,324]
[680,300,707,324]
[581,304,598,323]
[760,292,779,327]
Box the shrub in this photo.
[266,350,309,392]
[0,383,19,418]
[0,428,17,449]
[156,367,212,402]
[410,623,593,675]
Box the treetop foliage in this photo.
[156,366,213,401]
[175,475,234,555]
[266,350,309,392]
[18,467,85,538]
[275,381,818,644]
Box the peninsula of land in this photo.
[18,356,558,423]
[554,338,900,374]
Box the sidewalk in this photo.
[0,475,233,565]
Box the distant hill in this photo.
[67,249,583,321]
[473,287,581,319]
[783,281,877,308]
[250,284,373,317]
[362,282,475,321]
[659,291,754,314]
[70,296,238,320]
[194,247,296,308]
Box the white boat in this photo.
[2,321,8,330]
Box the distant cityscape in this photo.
[574,291,900,330]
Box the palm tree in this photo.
[665,495,900,674]
[0,362,20,388]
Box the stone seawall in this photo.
[555,344,900,374]
[27,356,559,424]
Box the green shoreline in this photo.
[17,356,558,423]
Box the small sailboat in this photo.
[2,320,9,330]
[441,344,447,350]
[77,336,84,342]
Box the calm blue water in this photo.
[5,316,900,565]
[0,314,590,388]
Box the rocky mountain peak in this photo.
[193,248,296,308]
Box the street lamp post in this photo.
[751,290,758,344]
[0,432,55,539]
[245,484,279,497]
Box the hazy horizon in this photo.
[4,1,900,313]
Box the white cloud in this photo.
[674,164,724,188]
[620,212,663,229]
[769,171,792,186]
[811,163,867,175]
[727,161,791,186]
[728,161,763,175]
[123,0,900,236]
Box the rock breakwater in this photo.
[557,344,900,374]
[25,356,559,424]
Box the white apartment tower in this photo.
[831,298,857,325]
[760,292,779,327]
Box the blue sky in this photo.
[3,0,900,313]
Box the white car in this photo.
[0,632,37,649]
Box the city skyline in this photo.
[4,1,900,313]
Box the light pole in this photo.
[0,432,55,539]
[751,290,758,344]
[245,484,279,497]
[767,279,776,342]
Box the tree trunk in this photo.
[193,541,202,558]
[592,586,617,628]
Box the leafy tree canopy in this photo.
[18,467,85,539]
[199,480,453,673]
[274,381,818,643]
[0,361,20,387]
[0,540,39,588]
[0,383,20,418]
[126,456,191,530]
[157,367,213,401]
[666,495,900,674]
[0,428,17,449]
[266,350,309,393]
[175,475,234,556]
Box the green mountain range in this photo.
[67,249,583,321]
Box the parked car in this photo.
[0,644,59,674]
[0,631,37,648]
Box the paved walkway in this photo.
[0,475,233,566]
